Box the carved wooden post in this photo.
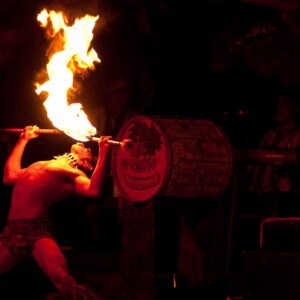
[120,197,155,300]
[112,116,233,298]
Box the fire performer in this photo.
[0,125,111,299]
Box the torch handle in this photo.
[0,128,132,149]
[0,128,62,134]
[89,137,121,145]
[90,137,133,149]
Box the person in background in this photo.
[249,87,300,216]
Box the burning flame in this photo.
[35,9,100,141]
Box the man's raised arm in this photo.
[3,125,39,185]
[75,136,112,198]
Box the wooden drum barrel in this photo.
[111,116,233,202]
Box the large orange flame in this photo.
[35,9,100,141]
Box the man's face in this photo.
[70,143,93,166]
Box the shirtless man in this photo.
[0,125,112,299]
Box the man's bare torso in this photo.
[8,160,86,220]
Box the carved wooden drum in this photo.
[111,116,233,202]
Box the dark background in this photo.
[2,0,300,152]
[1,0,300,298]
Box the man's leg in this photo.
[32,238,101,299]
[32,237,76,294]
[0,241,18,275]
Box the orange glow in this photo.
[35,9,100,141]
